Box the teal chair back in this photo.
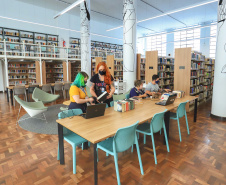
[177,101,189,118]
[113,121,139,153]
[113,94,126,101]
[125,94,130,99]
[58,109,83,135]
[150,109,167,133]
[110,101,114,107]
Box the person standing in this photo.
[69,72,94,113]
[90,62,115,107]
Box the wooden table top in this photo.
[56,96,197,144]
[7,82,71,90]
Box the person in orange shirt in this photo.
[69,72,94,113]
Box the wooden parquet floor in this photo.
[0,93,225,185]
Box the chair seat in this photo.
[64,133,87,146]
[97,137,114,153]
[170,112,177,119]
[136,123,151,134]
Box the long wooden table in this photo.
[56,96,198,185]
[6,83,70,105]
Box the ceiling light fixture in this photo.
[54,0,85,19]
[106,0,218,32]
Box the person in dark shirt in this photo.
[129,80,147,98]
[90,62,115,107]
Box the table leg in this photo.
[194,99,197,122]
[164,111,170,145]
[93,143,98,185]
[6,88,9,102]
[58,123,65,164]
[10,89,13,106]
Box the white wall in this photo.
[0,0,123,46]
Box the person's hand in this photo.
[88,97,94,104]
[107,93,112,99]
[142,94,147,98]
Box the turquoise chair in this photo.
[136,110,170,164]
[125,89,131,99]
[86,86,92,98]
[113,94,126,101]
[97,121,144,185]
[169,100,190,142]
[57,109,87,174]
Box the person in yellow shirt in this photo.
[69,72,94,113]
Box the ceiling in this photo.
[16,0,218,38]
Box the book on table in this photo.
[97,91,109,102]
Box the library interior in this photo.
[0,0,225,185]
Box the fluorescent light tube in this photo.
[54,0,85,19]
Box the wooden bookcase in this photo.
[8,60,39,85]
[204,58,215,101]
[145,51,158,83]
[106,55,114,77]
[174,48,206,111]
[91,57,102,76]
[137,54,145,83]
[44,61,67,84]
[145,51,174,90]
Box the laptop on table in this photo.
[80,103,106,119]
[155,94,177,106]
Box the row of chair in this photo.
[57,100,190,185]
[12,83,71,106]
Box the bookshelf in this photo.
[71,61,81,81]
[137,54,145,83]
[145,51,174,90]
[69,37,80,49]
[113,58,123,81]
[174,48,206,111]
[0,26,59,46]
[8,61,39,85]
[204,58,215,102]
[44,61,67,83]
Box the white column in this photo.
[80,0,91,79]
[123,0,137,91]
[211,0,226,118]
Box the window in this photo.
[146,34,166,56]
[210,24,217,58]
[174,28,200,51]
[137,38,145,56]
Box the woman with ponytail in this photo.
[69,71,94,113]
[90,62,115,107]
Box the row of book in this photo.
[115,66,123,71]
[8,69,27,73]
[21,34,33,38]
[159,79,173,86]
[28,64,36,68]
[191,52,205,61]
[114,100,135,112]
[28,74,36,79]
[114,72,123,76]
[190,85,204,94]
[198,93,204,101]
[4,31,19,36]
[205,58,215,64]
[114,60,123,65]
[9,81,27,85]
[9,75,27,79]
[205,66,213,71]
[5,38,19,42]
[53,74,63,78]
[8,64,27,68]
[158,57,174,64]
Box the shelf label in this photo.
[179,66,185,69]
[149,66,153,69]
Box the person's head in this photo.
[152,74,160,84]
[96,62,112,92]
[134,80,143,90]
[72,71,89,87]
